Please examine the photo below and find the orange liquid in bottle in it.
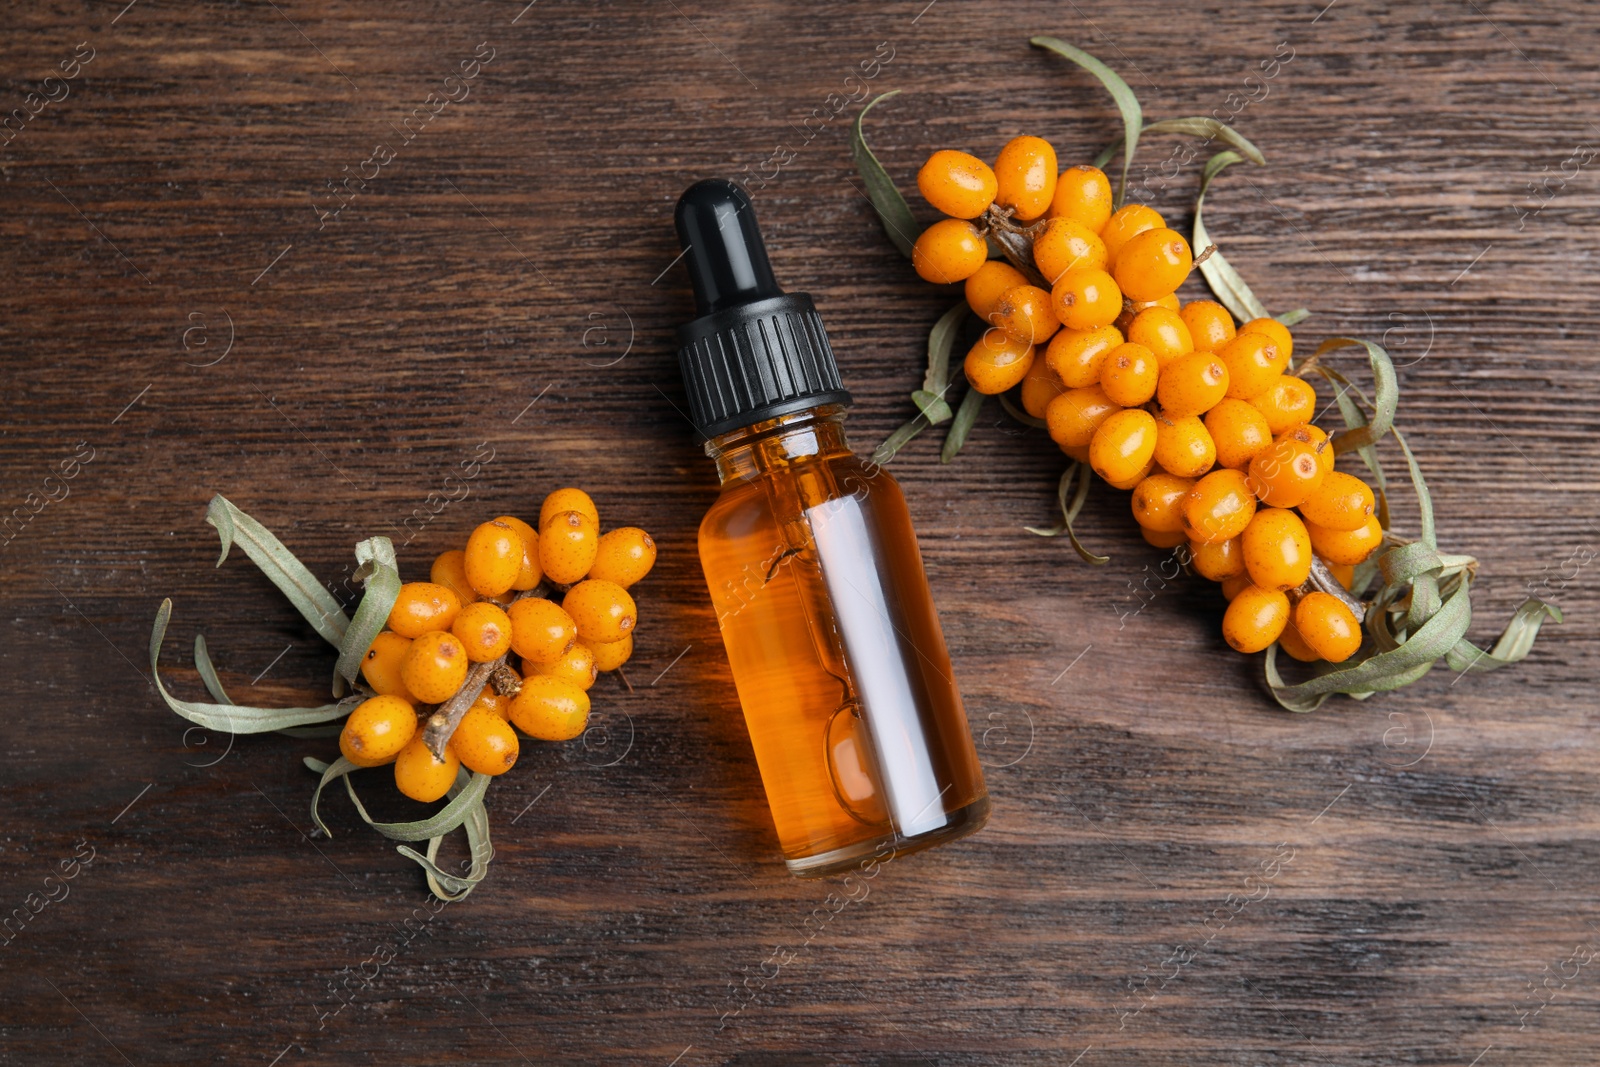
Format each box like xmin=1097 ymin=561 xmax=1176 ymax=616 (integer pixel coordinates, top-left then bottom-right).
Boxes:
xmin=699 ymin=408 xmax=988 ymax=875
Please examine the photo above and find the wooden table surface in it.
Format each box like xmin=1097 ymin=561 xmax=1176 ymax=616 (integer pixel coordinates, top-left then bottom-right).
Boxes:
xmin=3 ymin=1 xmax=1597 ymax=1063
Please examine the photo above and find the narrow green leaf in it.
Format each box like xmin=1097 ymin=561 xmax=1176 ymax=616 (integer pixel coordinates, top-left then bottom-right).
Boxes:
xmin=1093 ymin=115 xmax=1266 ymax=172
xmin=1268 ymin=579 xmax=1473 ymax=703
xmin=998 ymin=391 xmax=1047 ymax=429
xmin=1025 ymin=463 xmax=1109 ymax=565
xmin=1444 ymin=597 xmax=1562 ymax=674
xmin=342 ymin=764 xmax=491 ymax=843
xmin=1275 ymin=308 xmax=1310 ymax=327
xmin=206 ymin=494 xmax=348 ymax=648
xmin=1193 ymin=151 xmax=1271 ymax=322
xmin=850 ymin=90 xmax=918 ymax=259
xmin=1304 ymin=339 xmax=1399 ymax=461
xmin=872 ymin=413 xmax=933 ymax=466
xmin=334 ymin=537 xmax=400 ymax=689
xmin=911 ymin=390 xmax=954 ymax=424
xmin=195 ymin=631 xmax=341 ymax=737
xmin=941 ymin=386 xmax=985 ymax=463
xmin=304 ymin=756 xmax=492 ymax=843
xmin=398 ymin=784 xmax=493 ymax=901
xmin=151 ymin=599 xmax=359 ymax=732
xmin=1031 ymin=38 xmax=1142 ymax=207
xmin=306 ymin=755 xmax=359 ymax=837
xmin=919 ymin=300 xmax=969 ymax=412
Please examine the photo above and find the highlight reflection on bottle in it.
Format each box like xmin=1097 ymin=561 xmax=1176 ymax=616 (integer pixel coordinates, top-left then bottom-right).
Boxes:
xmin=675 ymin=180 xmax=988 ymax=876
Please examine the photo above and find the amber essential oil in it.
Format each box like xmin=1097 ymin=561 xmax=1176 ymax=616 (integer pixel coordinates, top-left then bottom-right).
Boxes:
xmin=674 ymin=180 xmax=989 ymax=876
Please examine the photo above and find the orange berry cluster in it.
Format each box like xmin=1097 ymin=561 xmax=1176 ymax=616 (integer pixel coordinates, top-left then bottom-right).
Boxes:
xmin=340 ymin=488 xmax=656 ymax=802
xmin=911 ymin=139 xmax=1382 ymax=664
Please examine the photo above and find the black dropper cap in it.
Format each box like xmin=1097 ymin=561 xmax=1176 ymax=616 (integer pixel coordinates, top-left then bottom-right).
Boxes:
xmin=674 ymin=179 xmax=851 ymax=439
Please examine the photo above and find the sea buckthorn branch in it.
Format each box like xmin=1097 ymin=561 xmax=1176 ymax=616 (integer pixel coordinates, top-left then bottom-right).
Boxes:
xmin=155 ymin=490 xmax=654 ymax=899
xmin=416 ymin=588 xmax=547 ymax=763
xmin=848 ymin=37 xmax=1560 ymax=706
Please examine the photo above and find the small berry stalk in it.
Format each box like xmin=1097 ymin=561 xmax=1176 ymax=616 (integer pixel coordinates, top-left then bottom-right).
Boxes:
xmin=152 ymin=490 xmax=655 ymax=900
xmin=850 ymin=38 xmax=1559 ymax=708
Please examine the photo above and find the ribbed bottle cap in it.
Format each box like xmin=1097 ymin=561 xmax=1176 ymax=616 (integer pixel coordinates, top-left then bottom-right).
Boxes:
xmin=674 ymin=180 xmax=851 ymax=438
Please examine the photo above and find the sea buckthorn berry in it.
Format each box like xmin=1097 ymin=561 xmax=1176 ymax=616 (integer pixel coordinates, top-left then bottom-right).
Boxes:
xmin=588 ymin=527 xmax=656 ymax=588
xmin=1248 ymin=437 xmax=1326 ymax=508
xmin=1240 ymin=508 xmax=1313 ymax=591
xmin=1099 ymin=204 xmax=1165 ymax=266
xmin=540 ymin=487 xmax=598 ymax=531
xmin=964 ymin=261 xmax=1029 ymax=323
xmin=1179 ymin=300 xmax=1236 ymax=353
xmin=912 ymin=219 xmax=987 ymax=284
xmin=1142 ymin=526 xmax=1187 ymax=549
xmin=1106 ymin=459 xmax=1154 ymax=492
xmin=362 ymin=631 xmax=417 ymax=702
xmin=340 ymin=695 xmax=417 ymax=768
xmin=1156 ymin=352 xmax=1229 ymax=417
xmin=1204 ymin=398 xmax=1275 ymax=471
xmin=393 ymin=736 xmax=459 ymax=803
xmin=387 ymin=582 xmax=462 ymax=639
xmin=493 ymin=514 xmax=543 ymax=591
xmin=1328 ymin=561 xmax=1356 ymax=589
xmin=916 ymin=149 xmax=998 ymax=219
xmin=965 ymin=331 xmax=1036 ymax=395
xmin=472 ymin=685 xmax=510 ymax=719
xmin=401 ymin=630 xmax=470 ymax=704
xmin=1183 ymin=468 xmax=1257 ymax=544
xmin=580 ymin=633 xmax=633 ymax=673
xmin=1032 ymin=218 xmax=1108 ymax=284
xmin=509 ymin=675 xmax=591 ymax=742
xmin=1020 ymin=362 xmax=1068 ymax=418
xmin=1248 ymin=375 xmax=1317 ymax=434
xmin=993 ymin=135 xmax=1057 ymax=220
xmin=1217 ymin=332 xmax=1288 ymax=400
xmin=563 ymin=578 xmax=637 ymax=644
xmin=1131 ymin=473 xmax=1195 ymax=533
xmin=1112 ymin=227 xmax=1193 ymax=302
xmin=1293 ymin=592 xmax=1362 ymax=663
xmin=1128 ymin=307 xmax=1194 ymax=368
xmin=451 ymin=706 xmax=520 ymax=776
xmin=429 ymin=550 xmax=475 ymax=607
xmin=1099 ymin=342 xmax=1159 ymax=406
xmin=1277 ymin=619 xmax=1323 ymax=662
xmin=1045 ymin=385 xmax=1119 ymax=450
xmin=1298 ymin=471 xmax=1375 ymax=531
xmin=507 ymin=597 xmax=577 ymax=665
xmin=1152 ymin=412 xmax=1216 ymax=478
xmin=1049 ymin=164 xmax=1114 ymax=231
xmin=1189 ymin=536 xmax=1245 ymax=581
xmin=1220 ymin=573 xmax=1252 ymax=601
xmin=1306 ymin=515 xmax=1384 ymax=566
xmin=451 ymin=600 xmax=514 ymax=663
xmin=1089 ymin=408 xmax=1158 ymax=488
xmin=1045 ymin=325 xmax=1123 ymax=388
xmin=1222 ymin=585 xmax=1291 ymax=653
xmin=1239 ymin=317 xmax=1294 ymax=363
xmin=1050 ymin=268 xmax=1122 ymax=331
xmin=1278 ymin=424 xmax=1335 ymax=476
xmin=539 ymin=510 xmax=599 ymax=585
xmin=534 ymin=642 xmax=597 ymax=692
xmin=464 ymin=520 xmax=524 ymax=597
xmin=992 ymin=285 xmax=1060 ymax=345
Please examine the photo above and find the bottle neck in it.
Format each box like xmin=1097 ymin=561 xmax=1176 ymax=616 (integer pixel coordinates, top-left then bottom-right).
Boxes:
xmin=704 ymin=404 xmax=852 ymax=484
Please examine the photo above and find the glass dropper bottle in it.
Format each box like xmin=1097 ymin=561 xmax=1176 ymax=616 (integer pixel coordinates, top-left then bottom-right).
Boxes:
xmin=674 ymin=179 xmax=989 ymax=877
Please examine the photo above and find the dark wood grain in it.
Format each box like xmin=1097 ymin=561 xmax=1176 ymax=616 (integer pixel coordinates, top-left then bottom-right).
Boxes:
xmin=3 ymin=1 xmax=1598 ymax=1063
